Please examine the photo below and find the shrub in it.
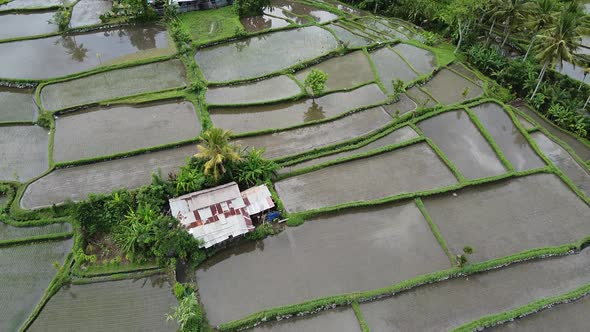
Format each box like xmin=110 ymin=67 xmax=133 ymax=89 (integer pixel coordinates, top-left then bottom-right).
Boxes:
xmin=304 ymin=69 xmax=329 ymax=99
xmin=50 ymin=7 xmax=71 ymax=31
xmin=36 ymin=112 xmax=52 ymax=129
xmin=245 ymin=223 xmax=276 ymax=241
xmin=234 ymin=148 xmax=279 ymax=188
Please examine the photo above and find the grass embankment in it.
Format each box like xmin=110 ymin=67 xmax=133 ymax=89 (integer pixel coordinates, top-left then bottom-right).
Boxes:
xmin=179 ymin=7 xmax=244 ymax=46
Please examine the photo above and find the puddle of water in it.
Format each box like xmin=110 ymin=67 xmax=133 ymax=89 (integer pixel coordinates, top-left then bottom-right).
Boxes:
xmin=0 ymin=87 xmax=37 ymax=122
xmin=195 ymin=26 xmax=338 ymax=82
xmin=210 ymin=84 xmax=387 ymax=133
xmin=196 ymin=201 xmax=450 ymax=325
xmin=40 ymin=60 xmax=187 ymax=111
xmin=0 ymin=222 xmax=71 ymax=241
xmin=240 ymin=15 xmax=291 ymax=32
xmin=448 ymin=63 xmax=483 ymax=86
xmin=360 ymin=246 xmax=590 ymax=331
xmin=515 ymin=104 xmax=590 ymax=161
xmin=234 ymin=106 xmax=392 ymax=159
xmin=0 ymin=25 xmax=172 ymax=79
xmin=69 ymin=0 xmax=113 ymax=28
xmin=252 ymin=307 xmax=359 ymax=331
xmin=280 ymin=126 xmax=419 ymax=174
xmin=0 ymin=0 xmax=67 ymax=10
xmin=21 ymin=144 xmax=195 ymax=209
xmin=294 ymin=51 xmax=375 ymax=91
xmin=53 ymin=101 xmax=201 ymax=162
xmin=382 ymin=93 xmax=417 ymax=116
xmin=327 ymin=24 xmax=374 ymax=48
xmin=206 ymin=76 xmax=300 ymax=105
xmin=418 ymin=110 xmax=506 ymax=179
xmin=490 ymin=294 xmax=590 ymax=331
xmin=275 ymin=142 xmax=457 ymax=212
xmin=423 ymin=173 xmax=590 ymax=263
xmin=392 ymin=43 xmax=436 ymax=73
xmin=29 ymin=276 xmax=177 ymax=332
xmin=268 ymin=0 xmax=339 ymax=23
xmin=370 ymin=47 xmax=418 ymax=93
xmin=471 ymin=102 xmax=546 ymax=171
xmin=531 ymin=132 xmax=590 ymax=197
xmin=406 ymin=86 xmax=437 ymax=108
xmin=0 ymin=239 xmax=73 ymax=332
xmin=0 ymin=11 xmax=58 ymax=40
xmin=0 ymin=125 xmax=48 ymax=182
xmin=422 ymin=69 xmax=484 ymax=105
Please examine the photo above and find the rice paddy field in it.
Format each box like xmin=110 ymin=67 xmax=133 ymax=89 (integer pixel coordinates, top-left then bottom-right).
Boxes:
xmin=1 ymin=0 xmax=589 ymax=331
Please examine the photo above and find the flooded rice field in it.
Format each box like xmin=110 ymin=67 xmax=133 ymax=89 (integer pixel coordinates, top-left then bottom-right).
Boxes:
xmin=383 ymin=93 xmax=417 ymax=116
xmin=359 ymin=248 xmax=590 ymax=331
xmin=21 ymin=144 xmax=195 ymax=209
xmin=327 ymin=24 xmax=374 ymax=47
xmin=422 ymin=174 xmax=590 ymax=262
xmin=267 ymin=0 xmax=338 ymax=23
xmin=0 ymin=222 xmax=71 ymax=241
xmin=206 ymin=76 xmax=301 ymax=105
xmin=420 ymin=68 xmax=484 ymax=104
xmin=40 ymin=59 xmax=187 ymax=110
xmin=448 ymin=63 xmax=484 ymax=86
xmin=471 ymin=102 xmax=546 ymax=171
xmin=235 ymin=106 xmax=393 ymax=159
xmin=0 ymin=87 xmax=37 ymax=122
xmin=29 ymin=276 xmax=178 ymax=331
xmin=240 ymin=15 xmax=291 ymax=32
xmin=0 ymin=25 xmax=172 ymax=79
xmin=195 ymin=26 xmax=338 ymax=82
xmin=280 ymin=126 xmax=419 ymax=174
xmin=69 ymin=0 xmax=113 ymax=28
xmin=0 ymin=239 xmax=73 ymax=332
xmin=53 ymin=101 xmax=200 ymax=162
xmin=275 ymin=142 xmax=457 ymax=212
xmin=210 ymin=84 xmax=387 ymax=133
xmin=0 ymin=125 xmax=48 ymax=182
xmin=369 ymin=47 xmax=418 ymax=93
xmin=0 ymin=11 xmax=58 ymax=40
xmin=490 ymin=293 xmax=590 ymax=331
xmin=418 ymin=110 xmax=506 ymax=179
xmin=531 ymin=132 xmax=590 ymax=197
xmin=251 ymin=307 xmax=360 ymax=332
xmin=359 ymin=17 xmax=408 ymax=40
xmin=197 ymin=201 xmax=450 ymax=325
xmin=391 ymin=43 xmax=436 ymax=73
xmin=516 ymin=114 xmax=536 ymax=130
xmin=406 ymin=86 xmax=437 ymax=107
xmin=0 ymin=0 xmax=65 ymax=10
xmin=294 ymin=51 xmax=375 ymax=91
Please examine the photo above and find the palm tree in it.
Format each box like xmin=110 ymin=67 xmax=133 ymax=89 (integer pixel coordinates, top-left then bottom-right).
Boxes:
xmin=531 ymin=9 xmax=583 ymax=99
xmin=523 ymin=0 xmax=560 ymax=60
xmin=194 ymin=128 xmax=242 ymax=183
xmin=494 ymin=0 xmax=533 ymax=48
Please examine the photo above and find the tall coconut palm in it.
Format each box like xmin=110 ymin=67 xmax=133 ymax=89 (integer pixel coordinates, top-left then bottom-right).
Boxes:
xmin=494 ymin=0 xmax=533 ymax=48
xmin=523 ymin=0 xmax=560 ymax=60
xmin=531 ymin=9 xmax=583 ymax=99
xmin=194 ymin=128 xmax=242 ymax=183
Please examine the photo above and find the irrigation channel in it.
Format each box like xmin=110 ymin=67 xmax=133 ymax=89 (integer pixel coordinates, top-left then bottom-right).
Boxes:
xmin=1 ymin=0 xmax=589 ymax=331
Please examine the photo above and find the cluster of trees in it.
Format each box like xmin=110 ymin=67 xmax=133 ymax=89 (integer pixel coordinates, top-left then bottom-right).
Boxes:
xmin=233 ymin=0 xmax=271 ymax=17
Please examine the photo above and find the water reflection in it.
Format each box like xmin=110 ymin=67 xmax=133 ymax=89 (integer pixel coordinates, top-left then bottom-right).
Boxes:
xmin=303 ymin=101 xmax=325 ymax=122
xmin=56 ymin=36 xmax=88 ymax=62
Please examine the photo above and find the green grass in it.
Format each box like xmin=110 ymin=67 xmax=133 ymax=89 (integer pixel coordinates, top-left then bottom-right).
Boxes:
xmin=179 ymin=7 xmax=244 ymax=46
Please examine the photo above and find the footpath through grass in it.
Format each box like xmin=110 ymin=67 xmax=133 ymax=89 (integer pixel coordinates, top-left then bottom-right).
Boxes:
xmin=179 ymin=7 xmax=244 ymax=46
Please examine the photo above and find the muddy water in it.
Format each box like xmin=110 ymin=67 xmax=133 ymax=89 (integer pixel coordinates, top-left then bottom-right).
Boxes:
xmin=327 ymin=24 xmax=374 ymax=48
xmin=0 ymin=25 xmax=171 ymax=79
xmin=295 ymin=51 xmax=375 ymax=91
xmin=280 ymin=126 xmax=419 ymax=174
xmin=268 ymin=0 xmax=339 ymax=23
xmin=0 ymin=125 xmax=48 ymax=182
xmin=0 ymin=87 xmax=37 ymax=122
xmin=516 ymin=114 xmax=535 ymax=130
xmin=210 ymin=84 xmax=387 ymax=133
xmin=69 ymin=0 xmax=113 ymax=28
xmin=0 ymin=222 xmax=71 ymax=241
xmin=382 ymin=93 xmax=417 ymax=116
xmin=0 ymin=12 xmax=58 ymax=40
xmin=275 ymin=142 xmax=457 ymax=212
xmin=515 ymin=105 xmax=590 ymax=161
xmin=392 ymin=43 xmax=436 ymax=73
xmin=53 ymin=101 xmax=200 ymax=162
xmin=240 ymin=15 xmax=291 ymax=32
xmin=422 ymin=69 xmax=483 ymax=104
xmin=0 ymin=0 xmax=66 ymax=10
xmin=206 ymin=76 xmax=301 ymax=105
xmin=360 ymin=248 xmax=590 ymax=331
xmin=531 ymin=132 xmax=590 ymax=196
xmin=29 ymin=276 xmax=177 ymax=332
xmin=40 ymin=60 xmax=187 ymax=110
xmin=235 ymin=106 xmax=392 ymax=159
xmin=448 ymin=63 xmax=484 ymax=86
xmin=418 ymin=110 xmax=506 ymax=179
xmin=0 ymin=239 xmax=73 ymax=332
xmin=195 ymin=27 xmax=338 ymax=82
xmin=370 ymin=47 xmax=418 ymax=93
xmin=252 ymin=308 xmax=359 ymax=331
xmin=21 ymin=145 xmax=195 ymax=209
xmin=471 ymin=102 xmax=545 ymax=171
xmin=491 ymin=294 xmax=590 ymax=331
xmin=423 ymin=174 xmax=590 ymax=263
xmin=406 ymin=86 xmax=437 ymax=108
xmin=197 ymin=201 xmax=451 ymax=326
